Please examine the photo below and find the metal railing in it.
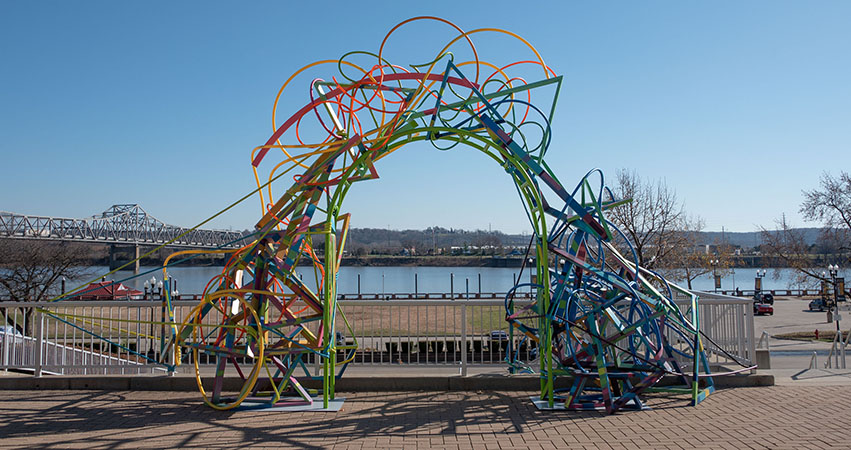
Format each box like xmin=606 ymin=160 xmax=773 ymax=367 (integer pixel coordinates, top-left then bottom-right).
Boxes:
xmin=671 ymin=291 xmax=756 ymax=369
xmin=824 ymin=328 xmax=849 ymax=369
xmin=332 ymin=298 xmax=534 ymax=368
xmin=719 ymin=288 xmax=851 ymax=298
xmin=0 ymin=291 xmax=754 ymax=376
xmin=1 ymin=302 xmax=168 ymax=375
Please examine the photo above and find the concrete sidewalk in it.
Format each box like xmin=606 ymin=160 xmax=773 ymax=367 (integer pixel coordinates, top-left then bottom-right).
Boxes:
xmin=768 ymin=368 xmax=851 ymax=386
xmin=0 ymin=386 xmax=848 ymax=449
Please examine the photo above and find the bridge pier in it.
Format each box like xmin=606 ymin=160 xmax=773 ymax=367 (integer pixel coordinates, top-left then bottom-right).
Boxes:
xmin=109 ymin=244 xmax=140 ymax=273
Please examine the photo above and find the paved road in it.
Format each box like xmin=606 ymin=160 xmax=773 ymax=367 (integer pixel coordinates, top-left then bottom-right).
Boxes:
xmin=757 ymin=297 xmax=850 ymax=370
xmin=1 ymin=386 xmax=848 ymax=449
xmin=756 ymin=296 xmax=845 ymax=338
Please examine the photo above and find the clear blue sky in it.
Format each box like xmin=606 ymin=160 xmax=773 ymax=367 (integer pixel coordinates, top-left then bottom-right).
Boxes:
xmin=1 ymin=1 xmax=848 ymax=234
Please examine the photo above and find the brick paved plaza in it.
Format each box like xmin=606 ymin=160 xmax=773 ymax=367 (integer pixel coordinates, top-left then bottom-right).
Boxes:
xmin=0 ymin=386 xmax=848 ymax=449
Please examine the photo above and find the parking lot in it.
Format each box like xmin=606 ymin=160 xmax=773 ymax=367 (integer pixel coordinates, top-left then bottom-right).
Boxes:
xmin=754 ymin=296 xmax=849 ymax=370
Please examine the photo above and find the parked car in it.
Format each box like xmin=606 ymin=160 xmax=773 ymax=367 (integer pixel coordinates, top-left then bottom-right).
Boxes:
xmin=753 ymin=302 xmax=774 ymax=316
xmin=753 ymin=292 xmax=774 ymax=305
xmin=488 ymin=330 xmax=509 ymax=352
xmin=809 ymin=298 xmax=828 ymax=312
xmin=0 ymin=326 xmax=23 ymax=336
xmin=0 ymin=326 xmax=24 ymax=343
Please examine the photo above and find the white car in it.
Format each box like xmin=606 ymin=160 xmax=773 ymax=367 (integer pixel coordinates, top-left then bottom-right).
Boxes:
xmin=0 ymin=326 xmax=23 ymax=336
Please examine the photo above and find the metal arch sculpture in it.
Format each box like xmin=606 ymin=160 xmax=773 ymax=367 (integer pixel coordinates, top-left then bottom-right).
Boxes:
xmin=158 ymin=17 xmax=752 ymax=412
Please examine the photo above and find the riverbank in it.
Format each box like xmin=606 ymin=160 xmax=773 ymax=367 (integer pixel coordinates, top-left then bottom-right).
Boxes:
xmin=114 ymin=252 xmax=832 ymax=269
xmin=90 ymin=254 xmax=531 ymax=268
xmin=338 ymin=255 xmax=527 ymax=267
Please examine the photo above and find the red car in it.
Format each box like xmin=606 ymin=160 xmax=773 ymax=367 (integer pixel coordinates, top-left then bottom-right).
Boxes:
xmin=754 ymin=303 xmax=774 ymax=316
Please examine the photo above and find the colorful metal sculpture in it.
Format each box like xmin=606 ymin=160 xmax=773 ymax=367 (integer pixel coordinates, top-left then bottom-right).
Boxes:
xmin=164 ymin=16 xmax=754 ymax=411
xmin=45 ymin=16 xmax=754 ymax=412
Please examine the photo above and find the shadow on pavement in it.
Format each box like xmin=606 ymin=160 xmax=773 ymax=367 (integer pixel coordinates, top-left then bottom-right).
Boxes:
xmin=0 ymin=390 xmax=702 ymax=448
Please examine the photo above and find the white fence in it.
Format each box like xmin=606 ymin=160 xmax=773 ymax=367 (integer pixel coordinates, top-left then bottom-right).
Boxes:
xmin=0 ymin=291 xmax=754 ymax=376
xmin=673 ymin=291 xmax=756 ymax=369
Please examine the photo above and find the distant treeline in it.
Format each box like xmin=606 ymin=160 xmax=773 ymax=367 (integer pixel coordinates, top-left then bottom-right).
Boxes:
xmin=341 ymin=227 xmax=831 ymax=256
xmin=0 ymin=226 xmax=834 ymax=266
xmin=699 ymin=228 xmax=823 ymax=248
xmin=342 ymin=226 xmax=532 ymax=256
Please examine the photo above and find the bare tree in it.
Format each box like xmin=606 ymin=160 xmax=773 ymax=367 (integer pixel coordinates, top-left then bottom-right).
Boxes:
xmin=656 ymin=216 xmax=712 ymax=289
xmin=760 ymin=171 xmax=851 ymax=288
xmin=800 ymin=171 xmax=851 ymax=258
xmin=760 ymin=215 xmax=825 ymax=288
xmin=0 ymin=239 xmax=89 ymax=334
xmin=608 ymin=169 xmax=689 ymax=271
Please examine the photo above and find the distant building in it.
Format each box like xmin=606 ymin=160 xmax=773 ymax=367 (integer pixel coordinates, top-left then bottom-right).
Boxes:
xmin=69 ymin=280 xmax=143 ymax=300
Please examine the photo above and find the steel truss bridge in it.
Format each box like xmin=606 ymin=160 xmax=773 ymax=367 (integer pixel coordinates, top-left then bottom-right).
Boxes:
xmin=0 ymin=204 xmax=250 ymax=249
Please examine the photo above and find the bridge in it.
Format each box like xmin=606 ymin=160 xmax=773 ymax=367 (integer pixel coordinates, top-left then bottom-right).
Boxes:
xmin=0 ymin=204 xmax=252 ymax=270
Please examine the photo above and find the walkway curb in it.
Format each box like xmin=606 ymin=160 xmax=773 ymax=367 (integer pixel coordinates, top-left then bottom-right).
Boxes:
xmin=0 ymin=373 xmax=773 ymax=391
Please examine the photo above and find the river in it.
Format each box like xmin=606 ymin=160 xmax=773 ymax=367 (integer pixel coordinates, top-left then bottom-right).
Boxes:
xmin=74 ymin=265 xmax=846 ymax=296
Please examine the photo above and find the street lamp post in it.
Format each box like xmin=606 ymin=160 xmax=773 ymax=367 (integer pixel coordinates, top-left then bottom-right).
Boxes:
xmin=732 ymin=267 xmax=736 ymax=295
xmin=143 ymin=278 xmax=155 ymax=359
xmin=822 ymin=269 xmax=830 ymax=322
xmin=828 ymin=264 xmax=840 ymax=341
xmin=755 ymin=269 xmax=767 ymax=297
xmin=827 ymin=264 xmax=845 ymax=369
xmin=828 ymin=264 xmax=839 ymax=296
xmin=529 ymin=257 xmax=535 ymax=297
xmin=710 ymin=259 xmax=720 ymax=293
xmin=823 ymin=265 xmax=839 ymax=323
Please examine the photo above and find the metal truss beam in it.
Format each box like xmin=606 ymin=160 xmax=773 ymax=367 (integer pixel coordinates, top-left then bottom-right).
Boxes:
xmin=0 ymin=204 xmax=249 ymax=249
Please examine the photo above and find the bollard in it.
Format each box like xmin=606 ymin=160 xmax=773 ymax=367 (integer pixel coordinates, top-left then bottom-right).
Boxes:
xmin=462 ymin=278 xmax=468 ymax=376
